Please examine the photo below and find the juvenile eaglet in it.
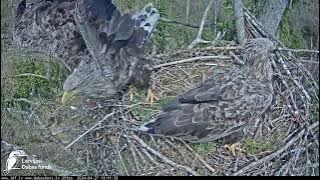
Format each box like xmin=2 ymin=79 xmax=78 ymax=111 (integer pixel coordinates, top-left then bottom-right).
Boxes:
xmin=13 ymin=0 xmax=160 ymax=105
xmin=140 ymin=38 xmax=275 ymax=145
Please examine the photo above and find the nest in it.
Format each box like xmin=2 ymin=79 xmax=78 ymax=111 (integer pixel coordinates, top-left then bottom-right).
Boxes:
xmin=1 ymin=3 xmax=319 ymax=177
xmin=2 ymin=41 xmax=318 ymax=176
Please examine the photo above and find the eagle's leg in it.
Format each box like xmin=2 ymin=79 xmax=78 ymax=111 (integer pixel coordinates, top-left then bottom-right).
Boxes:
xmin=224 ymin=143 xmax=242 ymax=156
xmin=145 ymin=79 xmax=158 ymax=105
xmin=146 ymin=88 xmax=158 ymax=105
xmin=128 ymin=85 xmax=137 ymax=101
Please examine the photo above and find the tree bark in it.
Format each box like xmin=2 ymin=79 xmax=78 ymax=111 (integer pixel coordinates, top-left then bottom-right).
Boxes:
xmin=185 ymin=0 xmax=190 ymax=23
xmin=232 ymin=0 xmax=246 ymax=44
xmin=257 ymin=0 xmax=289 ymax=35
xmin=211 ymin=0 xmax=222 ymax=36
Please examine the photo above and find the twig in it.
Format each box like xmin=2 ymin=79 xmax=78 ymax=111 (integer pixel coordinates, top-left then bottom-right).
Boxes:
xmin=147 ymin=46 xmax=242 ymax=60
xmin=179 ymin=140 xmax=216 ymax=174
xmin=138 ymin=143 xmax=158 ymax=165
xmin=271 ymin=58 xmax=300 ymax=117
xmin=298 ymin=59 xmax=319 ymax=64
xmin=1 ymin=73 xmax=49 ymax=80
xmin=128 ymin=138 xmax=140 ymax=171
xmin=277 ymin=48 xmax=319 ymax=54
xmin=117 ymin=148 xmax=129 ymax=175
xmin=188 ymin=0 xmax=214 ymax=49
xmin=131 ymin=141 xmax=148 ymax=165
xmin=233 ymin=121 xmax=319 ymax=175
xmin=212 ymin=31 xmax=227 ymax=46
xmin=65 ymin=110 xmax=116 ymax=149
xmin=159 ymin=17 xmax=209 ymax=29
xmin=5 ymin=98 xmax=36 ymax=105
xmin=242 ymin=6 xmax=286 ymax=48
xmin=275 ymin=52 xmax=311 ymax=101
xmin=131 ymin=134 xmax=199 ymax=176
xmin=152 ymin=55 xmax=231 ymax=70
xmin=229 ymin=51 xmax=244 ymax=65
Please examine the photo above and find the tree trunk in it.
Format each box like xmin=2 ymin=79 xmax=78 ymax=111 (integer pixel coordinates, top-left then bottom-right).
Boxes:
xmin=257 ymin=0 xmax=289 ymax=35
xmin=211 ymin=0 xmax=222 ymax=36
xmin=185 ymin=0 xmax=190 ymax=23
xmin=232 ymin=0 xmax=245 ymax=44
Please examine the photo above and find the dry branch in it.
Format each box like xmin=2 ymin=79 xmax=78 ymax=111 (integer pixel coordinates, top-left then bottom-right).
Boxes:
xmin=1 ymin=73 xmax=49 ymax=80
xmin=65 ymin=110 xmax=116 ymax=149
xmin=188 ymin=0 xmax=214 ymax=49
xmin=153 ymin=55 xmax=231 ymax=70
xmin=131 ymin=134 xmax=199 ymax=176
xmin=277 ymin=48 xmax=319 ymax=54
xmin=159 ymin=17 xmax=210 ymax=29
xmin=233 ymin=121 xmax=319 ymax=175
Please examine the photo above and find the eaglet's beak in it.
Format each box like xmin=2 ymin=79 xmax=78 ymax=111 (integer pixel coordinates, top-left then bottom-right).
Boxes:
xmin=61 ymin=90 xmax=78 ymax=106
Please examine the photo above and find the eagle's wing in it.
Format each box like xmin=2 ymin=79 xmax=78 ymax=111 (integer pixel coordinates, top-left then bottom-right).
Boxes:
xmin=14 ymin=0 xmax=159 ymax=71
xmin=15 ymin=0 xmax=26 ymax=21
xmin=75 ymin=0 xmax=159 ymax=75
xmin=140 ymin=73 xmax=273 ymax=142
xmin=14 ymin=0 xmax=88 ymax=70
xmin=14 ymin=0 xmax=159 ymax=101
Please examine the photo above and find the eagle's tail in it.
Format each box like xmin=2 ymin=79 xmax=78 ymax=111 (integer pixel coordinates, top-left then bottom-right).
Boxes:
xmin=138 ymin=118 xmax=159 ymax=134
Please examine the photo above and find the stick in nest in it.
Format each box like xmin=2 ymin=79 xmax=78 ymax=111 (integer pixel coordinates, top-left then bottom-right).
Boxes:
xmin=130 ymin=134 xmax=200 ymax=176
xmin=65 ymin=110 xmax=116 ymax=150
xmin=152 ymin=55 xmax=231 ymax=70
xmin=232 ymin=121 xmax=319 ymax=175
xmin=178 ymin=139 xmax=216 ymax=174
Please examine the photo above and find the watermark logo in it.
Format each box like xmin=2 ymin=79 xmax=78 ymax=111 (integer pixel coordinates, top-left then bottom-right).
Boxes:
xmin=5 ymin=150 xmax=27 ymax=173
xmin=5 ymin=150 xmax=52 ymax=174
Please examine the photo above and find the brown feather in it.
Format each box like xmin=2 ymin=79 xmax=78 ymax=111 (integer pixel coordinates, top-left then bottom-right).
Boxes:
xmin=14 ymin=0 xmax=159 ymax=100
xmin=141 ymin=38 xmax=275 ymax=144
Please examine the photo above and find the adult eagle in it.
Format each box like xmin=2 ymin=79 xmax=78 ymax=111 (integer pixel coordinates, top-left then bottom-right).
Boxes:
xmin=140 ymin=38 xmax=275 ymax=154
xmin=14 ymin=0 xmax=160 ymax=105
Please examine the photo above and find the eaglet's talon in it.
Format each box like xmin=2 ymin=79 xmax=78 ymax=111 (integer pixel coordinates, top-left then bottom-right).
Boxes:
xmin=224 ymin=143 xmax=241 ymax=156
xmin=128 ymin=86 xmax=137 ymax=102
xmin=146 ymin=89 xmax=159 ymax=105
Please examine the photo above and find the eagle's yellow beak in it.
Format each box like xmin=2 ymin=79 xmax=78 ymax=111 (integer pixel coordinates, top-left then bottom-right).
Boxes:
xmin=61 ymin=90 xmax=77 ymax=106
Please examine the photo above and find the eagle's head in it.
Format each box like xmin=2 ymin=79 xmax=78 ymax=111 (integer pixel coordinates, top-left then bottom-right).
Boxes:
xmin=244 ymin=38 xmax=275 ymax=62
xmin=243 ymin=38 xmax=276 ymax=81
xmin=62 ymin=60 xmax=118 ymax=106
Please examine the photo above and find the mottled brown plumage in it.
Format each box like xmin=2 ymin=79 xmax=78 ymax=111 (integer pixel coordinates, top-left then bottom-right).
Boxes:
xmin=13 ymin=0 xmax=159 ymax=103
xmin=140 ymin=38 xmax=275 ymax=144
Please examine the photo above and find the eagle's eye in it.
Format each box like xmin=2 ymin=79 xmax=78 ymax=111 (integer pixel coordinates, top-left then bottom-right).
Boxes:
xmin=145 ymin=6 xmax=152 ymax=13
xmin=151 ymin=10 xmax=157 ymax=15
